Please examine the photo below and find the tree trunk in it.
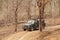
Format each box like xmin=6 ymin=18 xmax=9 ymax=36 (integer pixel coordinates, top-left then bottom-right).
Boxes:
xmin=37 ymin=0 xmax=45 ymax=31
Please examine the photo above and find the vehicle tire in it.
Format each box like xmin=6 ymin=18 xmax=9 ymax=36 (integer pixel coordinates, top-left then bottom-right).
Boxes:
xmin=24 ymin=29 xmax=26 ymax=31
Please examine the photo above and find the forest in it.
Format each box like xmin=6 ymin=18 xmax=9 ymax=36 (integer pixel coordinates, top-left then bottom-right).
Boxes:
xmin=0 ymin=0 xmax=60 ymax=40
xmin=0 ymin=0 xmax=60 ymax=26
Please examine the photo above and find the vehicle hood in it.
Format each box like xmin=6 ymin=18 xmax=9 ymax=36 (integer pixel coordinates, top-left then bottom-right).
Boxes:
xmin=24 ymin=23 xmax=31 ymax=26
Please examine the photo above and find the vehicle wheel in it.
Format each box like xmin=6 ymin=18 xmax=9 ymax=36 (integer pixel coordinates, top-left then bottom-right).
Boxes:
xmin=24 ymin=29 xmax=26 ymax=31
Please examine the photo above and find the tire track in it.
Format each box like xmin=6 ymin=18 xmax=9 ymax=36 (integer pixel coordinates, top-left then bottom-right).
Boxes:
xmin=18 ymin=32 xmax=31 ymax=40
xmin=18 ymin=31 xmax=40 ymax=40
xmin=3 ymin=31 xmax=28 ymax=40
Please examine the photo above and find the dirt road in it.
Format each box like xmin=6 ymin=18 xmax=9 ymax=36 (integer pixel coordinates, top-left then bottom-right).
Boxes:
xmin=3 ymin=25 xmax=60 ymax=40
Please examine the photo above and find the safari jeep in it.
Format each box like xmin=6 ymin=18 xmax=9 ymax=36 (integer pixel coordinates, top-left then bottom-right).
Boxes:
xmin=23 ymin=20 xmax=39 ymax=31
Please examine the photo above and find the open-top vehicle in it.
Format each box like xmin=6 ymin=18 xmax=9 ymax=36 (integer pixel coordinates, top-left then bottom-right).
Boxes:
xmin=23 ymin=19 xmax=39 ymax=31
